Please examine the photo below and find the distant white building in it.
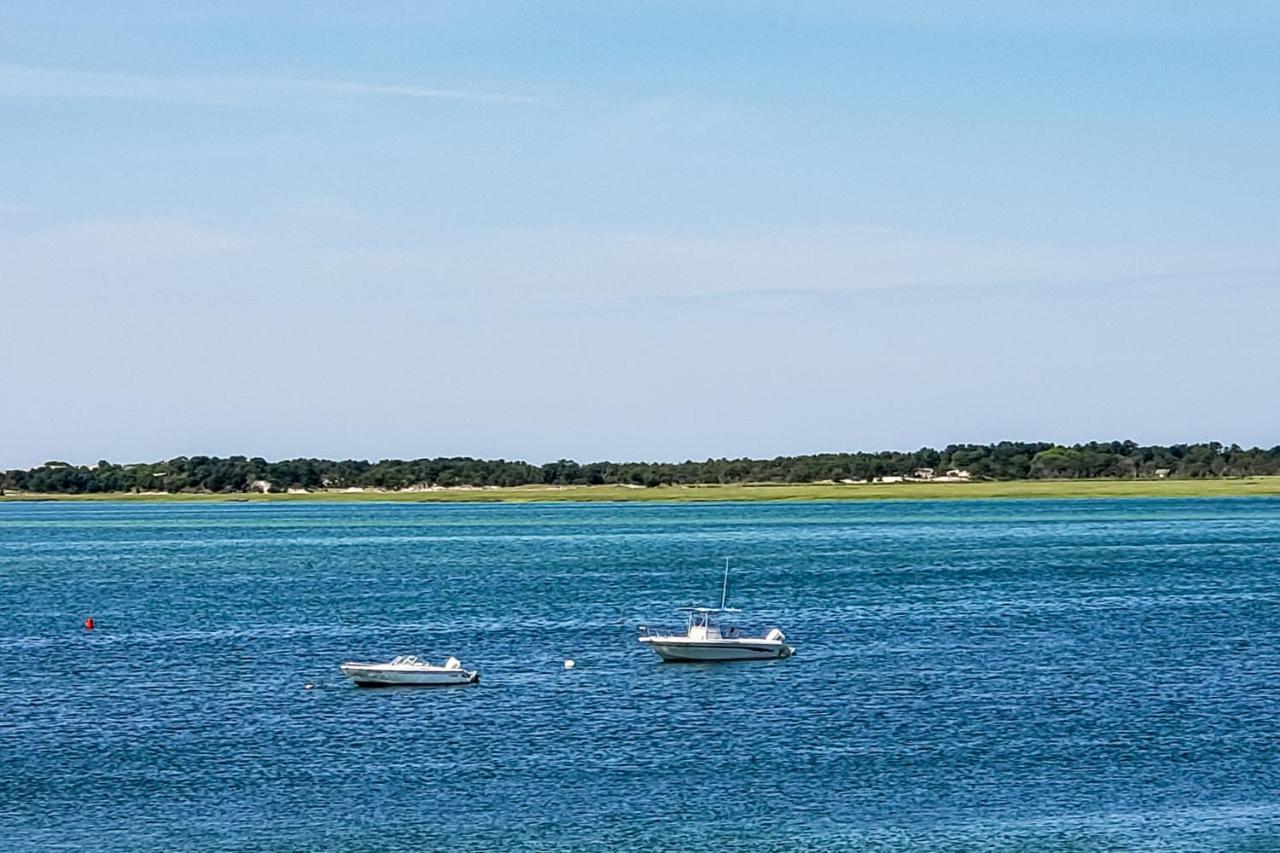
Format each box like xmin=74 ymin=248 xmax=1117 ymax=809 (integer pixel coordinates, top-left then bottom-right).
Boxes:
xmin=250 ymin=480 xmax=272 ymax=493
xmin=945 ymin=469 xmax=973 ymax=480
xmin=1155 ymin=468 xmax=1172 ymax=479
xmin=912 ymin=468 xmax=935 ymax=480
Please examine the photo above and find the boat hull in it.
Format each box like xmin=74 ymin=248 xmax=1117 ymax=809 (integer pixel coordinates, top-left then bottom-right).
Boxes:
xmin=340 ymin=664 xmax=479 ymax=687
xmin=639 ymin=637 xmax=794 ymax=662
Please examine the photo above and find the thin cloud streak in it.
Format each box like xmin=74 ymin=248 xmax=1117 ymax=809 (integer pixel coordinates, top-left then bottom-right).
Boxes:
xmin=611 ymin=268 xmax=1280 ymax=315
xmin=0 ymin=64 xmax=539 ymax=107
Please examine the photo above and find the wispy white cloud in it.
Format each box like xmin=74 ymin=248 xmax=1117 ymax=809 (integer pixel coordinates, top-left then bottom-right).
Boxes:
xmin=0 ymin=64 xmax=539 ymax=107
xmin=7 ymin=216 xmax=1276 ymax=321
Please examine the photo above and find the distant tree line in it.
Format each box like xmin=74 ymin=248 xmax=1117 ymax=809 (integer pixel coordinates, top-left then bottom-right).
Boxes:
xmin=3 ymin=442 xmax=1279 ymax=494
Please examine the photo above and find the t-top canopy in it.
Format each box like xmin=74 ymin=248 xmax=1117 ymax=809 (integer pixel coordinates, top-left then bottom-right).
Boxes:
xmin=678 ymin=606 xmax=742 ymax=614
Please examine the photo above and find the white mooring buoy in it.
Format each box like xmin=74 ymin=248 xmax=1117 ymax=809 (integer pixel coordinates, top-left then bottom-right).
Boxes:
xmin=563 ymin=659 xmax=575 ymax=670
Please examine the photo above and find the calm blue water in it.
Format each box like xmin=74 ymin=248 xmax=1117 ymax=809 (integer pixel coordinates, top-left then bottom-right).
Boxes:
xmin=2 ymin=497 xmax=1280 ymax=851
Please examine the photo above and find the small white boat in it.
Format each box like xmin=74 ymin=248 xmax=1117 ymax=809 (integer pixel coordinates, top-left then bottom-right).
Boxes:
xmin=339 ymin=655 xmax=479 ymax=687
xmin=638 ymin=559 xmax=794 ymax=663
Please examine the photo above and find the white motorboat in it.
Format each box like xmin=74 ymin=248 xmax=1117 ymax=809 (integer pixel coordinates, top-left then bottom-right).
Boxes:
xmin=339 ymin=655 xmax=479 ymax=687
xmin=638 ymin=559 xmax=794 ymax=662
xmin=639 ymin=608 xmax=793 ymax=662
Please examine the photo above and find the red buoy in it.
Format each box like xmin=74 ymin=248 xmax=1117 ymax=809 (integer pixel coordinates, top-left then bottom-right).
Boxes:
xmin=84 ymin=617 xmax=95 ymax=630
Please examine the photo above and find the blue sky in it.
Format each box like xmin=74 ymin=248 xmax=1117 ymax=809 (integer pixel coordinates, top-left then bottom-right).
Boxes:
xmin=2 ymin=2 xmax=1278 ymax=467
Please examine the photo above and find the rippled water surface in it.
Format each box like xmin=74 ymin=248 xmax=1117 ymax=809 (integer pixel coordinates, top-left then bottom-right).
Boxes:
xmin=3 ymin=498 xmax=1280 ymax=850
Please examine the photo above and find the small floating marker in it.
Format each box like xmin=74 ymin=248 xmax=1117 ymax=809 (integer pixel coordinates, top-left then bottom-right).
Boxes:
xmin=84 ymin=617 xmax=95 ymax=630
xmin=304 ymin=683 xmax=315 ymax=690
xmin=563 ymin=659 xmax=575 ymax=669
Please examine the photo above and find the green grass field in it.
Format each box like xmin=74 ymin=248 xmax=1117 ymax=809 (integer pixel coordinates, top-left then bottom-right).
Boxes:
xmin=4 ymin=477 xmax=1280 ymax=503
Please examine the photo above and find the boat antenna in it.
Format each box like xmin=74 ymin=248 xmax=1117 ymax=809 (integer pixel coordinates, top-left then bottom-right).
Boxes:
xmin=721 ymin=556 xmax=730 ymax=610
